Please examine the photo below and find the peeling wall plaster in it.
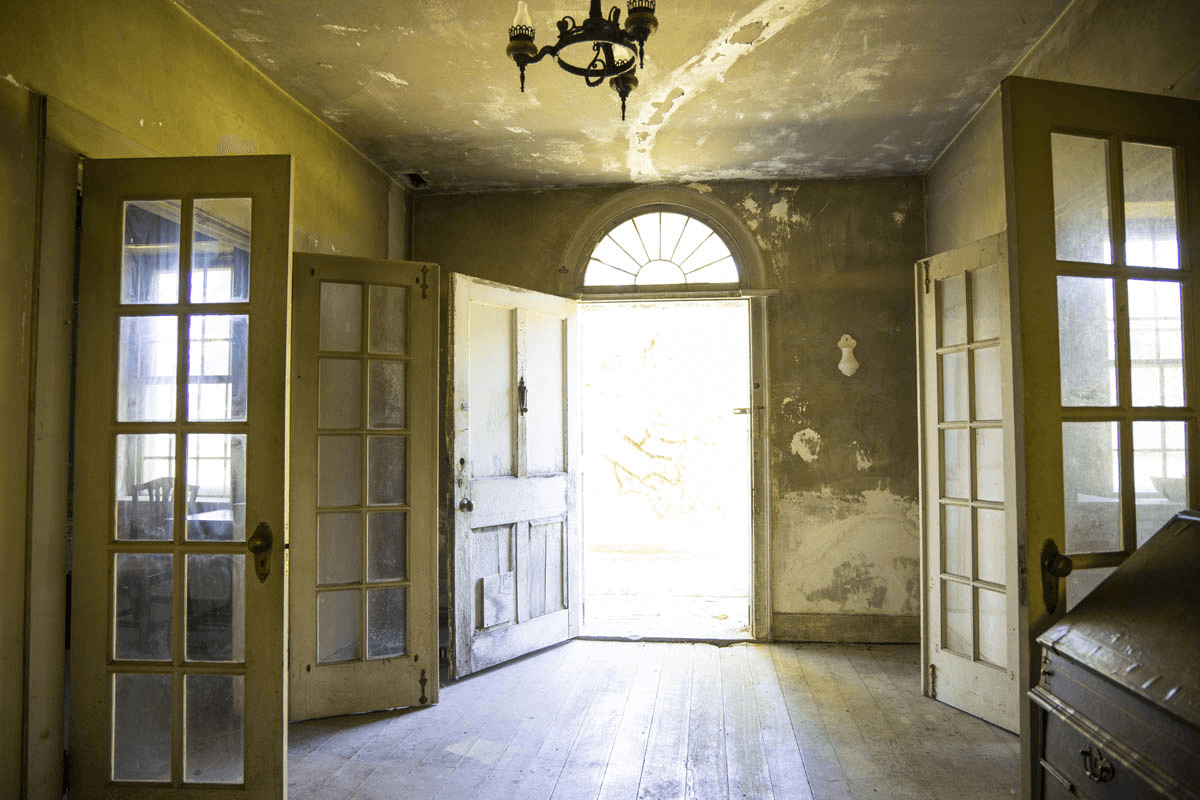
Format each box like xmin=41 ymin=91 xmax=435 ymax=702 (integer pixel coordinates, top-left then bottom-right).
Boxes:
xmin=773 ymin=488 xmax=920 ymax=615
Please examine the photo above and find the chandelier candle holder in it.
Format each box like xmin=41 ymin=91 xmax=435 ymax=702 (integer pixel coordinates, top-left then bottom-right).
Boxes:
xmin=507 ymin=0 xmax=659 ymax=120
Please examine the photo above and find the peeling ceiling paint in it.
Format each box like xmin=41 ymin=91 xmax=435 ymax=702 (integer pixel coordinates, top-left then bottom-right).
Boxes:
xmin=174 ymin=0 xmax=1072 ymax=192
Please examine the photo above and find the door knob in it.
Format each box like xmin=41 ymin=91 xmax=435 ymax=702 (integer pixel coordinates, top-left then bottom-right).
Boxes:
xmin=1040 ymin=539 xmax=1073 ymax=614
xmin=459 ymin=498 xmax=474 ymax=512
xmin=247 ymin=522 xmax=273 ymax=583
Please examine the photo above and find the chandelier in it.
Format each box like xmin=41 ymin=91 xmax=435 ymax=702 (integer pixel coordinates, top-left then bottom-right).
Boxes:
xmin=506 ymin=0 xmax=659 ymax=121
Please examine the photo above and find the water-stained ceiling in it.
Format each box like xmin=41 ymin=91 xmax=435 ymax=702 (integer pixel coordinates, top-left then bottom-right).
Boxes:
xmin=174 ymin=0 xmax=1072 ymax=192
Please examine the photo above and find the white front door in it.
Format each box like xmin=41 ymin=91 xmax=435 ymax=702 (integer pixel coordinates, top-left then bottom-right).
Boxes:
xmin=449 ymin=274 xmax=580 ymax=678
xmin=70 ymin=156 xmax=292 ymax=798
xmin=287 ymin=253 xmax=440 ymax=719
xmin=917 ymin=233 xmax=1020 ymax=732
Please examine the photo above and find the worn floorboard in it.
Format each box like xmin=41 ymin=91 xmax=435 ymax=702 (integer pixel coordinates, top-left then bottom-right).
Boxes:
xmin=288 ymin=641 xmax=1019 ymax=800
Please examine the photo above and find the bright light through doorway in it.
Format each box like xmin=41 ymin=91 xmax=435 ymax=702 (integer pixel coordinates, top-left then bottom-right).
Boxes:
xmin=580 ymin=300 xmax=752 ymax=639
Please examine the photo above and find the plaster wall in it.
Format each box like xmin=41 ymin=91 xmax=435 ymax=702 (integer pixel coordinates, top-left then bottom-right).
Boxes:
xmin=414 ymin=176 xmax=926 ymax=642
xmin=925 ymin=0 xmax=1200 ymax=254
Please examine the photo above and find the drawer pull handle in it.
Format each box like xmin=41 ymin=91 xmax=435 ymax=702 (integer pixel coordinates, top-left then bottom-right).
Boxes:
xmin=1080 ymin=746 xmax=1115 ymax=783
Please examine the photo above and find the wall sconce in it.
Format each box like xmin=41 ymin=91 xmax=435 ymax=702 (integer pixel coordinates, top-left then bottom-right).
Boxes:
xmin=837 ymin=334 xmax=859 ymax=377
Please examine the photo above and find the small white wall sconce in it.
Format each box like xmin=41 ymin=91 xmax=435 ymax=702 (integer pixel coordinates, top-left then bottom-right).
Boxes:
xmin=837 ymin=334 xmax=859 ymax=377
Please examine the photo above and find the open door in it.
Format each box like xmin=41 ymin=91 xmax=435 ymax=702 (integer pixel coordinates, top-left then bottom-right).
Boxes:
xmin=288 ymin=253 xmax=440 ymax=719
xmin=917 ymin=233 xmax=1020 ymax=733
xmin=1003 ymin=77 xmax=1200 ymax=798
xmin=449 ymin=274 xmax=580 ymax=678
xmin=71 ymin=156 xmax=291 ymax=797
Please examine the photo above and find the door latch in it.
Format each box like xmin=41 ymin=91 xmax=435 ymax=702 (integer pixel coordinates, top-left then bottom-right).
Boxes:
xmin=1040 ymin=539 xmax=1073 ymax=614
xmin=247 ymin=522 xmax=273 ymax=583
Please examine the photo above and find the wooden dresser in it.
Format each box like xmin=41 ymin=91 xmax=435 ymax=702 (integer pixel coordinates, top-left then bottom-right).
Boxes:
xmin=1030 ymin=511 xmax=1200 ymax=800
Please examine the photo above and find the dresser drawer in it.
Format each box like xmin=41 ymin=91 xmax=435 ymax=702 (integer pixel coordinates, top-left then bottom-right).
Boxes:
xmin=1044 ymin=712 xmax=1167 ymax=800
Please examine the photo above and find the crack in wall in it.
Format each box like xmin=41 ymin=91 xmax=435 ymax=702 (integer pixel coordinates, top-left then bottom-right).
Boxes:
xmin=627 ymin=0 xmax=835 ymax=181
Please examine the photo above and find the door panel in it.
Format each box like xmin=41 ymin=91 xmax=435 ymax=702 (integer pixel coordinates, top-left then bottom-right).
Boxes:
xmin=1002 ymin=75 xmax=1200 ymax=799
xmin=450 ymin=274 xmax=579 ymax=678
xmin=918 ymin=233 xmax=1019 ymax=733
xmin=71 ymin=156 xmax=291 ymax=798
xmin=289 ymin=253 xmax=439 ymax=720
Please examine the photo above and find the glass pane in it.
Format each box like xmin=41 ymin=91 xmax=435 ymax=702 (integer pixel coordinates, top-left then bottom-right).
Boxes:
xmin=1123 ymin=142 xmax=1179 ymax=269
xmin=584 ymin=260 xmax=636 ymax=286
xmin=318 ymin=512 xmax=361 ymax=585
xmin=318 ymin=589 xmax=361 ymax=663
xmin=1134 ymin=420 xmax=1188 ymax=546
xmin=977 ymin=588 xmax=1007 ymax=667
xmin=941 ymin=352 xmax=968 ymax=423
xmin=943 ymin=429 xmax=970 ymax=500
xmin=118 ymin=315 xmax=177 ymax=422
xmin=318 ymin=435 xmax=362 ymax=508
xmin=368 ymin=361 xmax=407 ymax=429
xmin=368 ymin=284 xmax=408 ymax=355
xmin=634 ymin=213 xmax=662 ymax=261
xmin=1058 ymin=276 xmax=1117 ymax=406
xmin=1128 ymin=280 xmax=1184 ymax=407
xmin=192 ymin=198 xmax=251 ymax=303
xmin=186 ymin=434 xmax=246 ymax=542
xmin=976 ymin=428 xmax=1004 ymax=503
xmin=970 ymin=264 xmax=1004 ymax=341
xmin=943 ymin=580 xmax=971 ymax=656
xmin=636 ymin=260 xmax=686 ymax=285
xmin=368 ymin=436 xmax=407 ymax=506
xmin=114 ymin=553 xmax=173 ymax=661
xmin=122 ymin=200 xmax=181 ymax=305
xmin=184 ymin=674 xmax=244 ymax=784
xmin=112 ymin=673 xmax=172 ymax=782
xmin=367 ymin=586 xmax=407 ymax=658
xmin=186 ymin=554 xmax=245 ymax=663
xmin=976 ymin=508 xmax=1006 ymax=585
xmin=973 ymin=346 xmax=1003 ymax=421
xmin=942 ymin=504 xmax=970 ymax=578
xmin=320 ymin=358 xmax=362 ymax=430
xmin=1066 ymin=566 xmax=1116 ymax=611
xmin=609 ymin=218 xmax=649 ymax=266
xmin=367 ymin=511 xmax=407 ymax=582
xmin=1051 ymin=133 xmax=1112 ymax=264
xmin=1062 ymin=421 xmax=1121 ymax=553
xmin=590 ymin=235 xmax=641 ymax=276
xmin=320 ymin=282 xmax=363 ymax=353
xmin=188 ymin=315 xmax=248 ymax=421
xmin=116 ymin=433 xmax=176 ymax=541
xmin=939 ymin=273 xmax=967 ymax=347
xmin=685 ymin=257 xmax=739 ymax=284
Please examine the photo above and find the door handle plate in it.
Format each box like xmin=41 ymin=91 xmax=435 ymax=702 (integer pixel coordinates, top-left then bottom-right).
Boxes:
xmin=248 ymin=522 xmax=273 ymax=583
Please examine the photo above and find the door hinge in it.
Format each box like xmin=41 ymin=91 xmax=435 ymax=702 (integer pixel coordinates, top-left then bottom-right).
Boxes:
xmin=419 ymin=669 xmax=429 ymax=705
xmin=417 ymin=265 xmax=430 ymax=299
xmin=921 ymin=260 xmax=931 ymax=294
xmin=62 ymin=750 xmax=70 ymax=794
xmin=929 ymin=663 xmax=937 ymax=700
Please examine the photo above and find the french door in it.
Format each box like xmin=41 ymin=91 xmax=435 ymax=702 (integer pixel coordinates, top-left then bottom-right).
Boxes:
xmin=288 ymin=253 xmax=439 ymax=719
xmin=1003 ymin=76 xmax=1200 ymax=798
xmin=71 ymin=156 xmax=292 ymax=798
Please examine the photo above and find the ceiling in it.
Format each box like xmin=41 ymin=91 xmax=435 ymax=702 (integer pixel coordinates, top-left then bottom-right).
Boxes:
xmin=175 ymin=0 xmax=1073 ymax=193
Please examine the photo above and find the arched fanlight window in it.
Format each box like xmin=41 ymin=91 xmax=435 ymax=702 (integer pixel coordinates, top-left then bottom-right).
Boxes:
xmin=584 ymin=211 xmax=739 ymax=287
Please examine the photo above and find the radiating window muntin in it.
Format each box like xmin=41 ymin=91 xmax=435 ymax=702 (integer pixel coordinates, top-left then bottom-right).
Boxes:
xmin=584 ymin=211 xmax=739 ymax=287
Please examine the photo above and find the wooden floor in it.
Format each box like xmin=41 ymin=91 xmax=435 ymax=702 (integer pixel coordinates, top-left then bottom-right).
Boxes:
xmin=288 ymin=641 xmax=1019 ymax=800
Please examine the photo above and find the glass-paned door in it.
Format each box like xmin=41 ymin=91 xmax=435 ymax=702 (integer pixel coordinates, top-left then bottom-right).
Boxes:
xmin=288 ymin=253 xmax=439 ymax=720
xmin=1003 ymin=76 xmax=1200 ymax=800
xmin=918 ymin=233 xmax=1019 ymax=732
xmin=71 ymin=156 xmax=292 ymax=799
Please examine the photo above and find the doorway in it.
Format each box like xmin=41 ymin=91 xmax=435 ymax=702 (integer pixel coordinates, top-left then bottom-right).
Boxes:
xmin=579 ymin=299 xmax=752 ymax=640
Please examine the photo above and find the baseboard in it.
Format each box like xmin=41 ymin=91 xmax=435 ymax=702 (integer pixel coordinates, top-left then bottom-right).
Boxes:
xmin=771 ymin=612 xmax=919 ymax=643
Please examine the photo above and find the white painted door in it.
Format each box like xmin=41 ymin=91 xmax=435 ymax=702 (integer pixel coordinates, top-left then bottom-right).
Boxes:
xmin=449 ymin=274 xmax=580 ymax=678
xmin=70 ymin=156 xmax=291 ymax=797
xmin=288 ymin=253 xmax=439 ymax=719
xmin=917 ymin=233 xmax=1019 ymax=732
xmin=1003 ymin=76 xmax=1200 ymax=798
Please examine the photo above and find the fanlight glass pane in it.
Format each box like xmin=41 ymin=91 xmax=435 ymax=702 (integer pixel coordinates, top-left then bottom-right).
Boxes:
xmin=1123 ymin=142 xmax=1179 ymax=269
xmin=1051 ymin=133 xmax=1112 ymax=264
xmin=191 ymin=198 xmax=251 ymax=303
xmin=583 ymin=212 xmax=738 ymax=287
xmin=122 ymin=200 xmax=181 ymax=305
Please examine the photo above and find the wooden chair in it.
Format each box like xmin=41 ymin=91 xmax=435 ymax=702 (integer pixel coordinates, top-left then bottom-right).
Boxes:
xmin=129 ymin=476 xmax=198 ymax=540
